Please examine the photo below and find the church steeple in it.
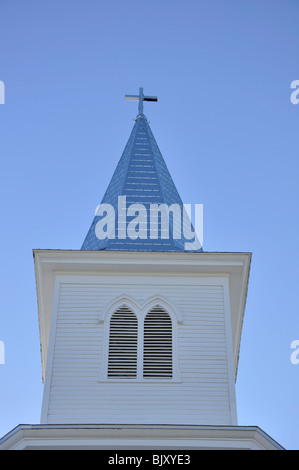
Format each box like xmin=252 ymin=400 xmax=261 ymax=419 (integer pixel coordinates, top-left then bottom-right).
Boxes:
xmin=0 ymin=87 xmax=283 ymax=451
xmin=81 ymin=88 xmax=202 ymax=252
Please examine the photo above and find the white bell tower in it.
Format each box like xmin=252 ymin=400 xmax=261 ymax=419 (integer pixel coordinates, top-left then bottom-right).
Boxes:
xmin=35 ymin=249 xmax=249 ymax=430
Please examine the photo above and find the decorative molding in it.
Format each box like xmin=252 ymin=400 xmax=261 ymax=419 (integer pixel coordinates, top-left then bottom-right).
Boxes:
xmin=99 ymin=294 xmax=183 ymax=324
xmin=98 ymin=294 xmax=140 ymax=323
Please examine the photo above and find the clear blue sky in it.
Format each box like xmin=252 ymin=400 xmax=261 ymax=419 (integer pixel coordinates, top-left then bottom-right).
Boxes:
xmin=0 ymin=0 xmax=298 ymax=450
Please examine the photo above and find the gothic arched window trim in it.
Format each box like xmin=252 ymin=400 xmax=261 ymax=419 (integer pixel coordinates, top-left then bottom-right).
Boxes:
xmin=99 ymin=295 xmax=181 ymax=382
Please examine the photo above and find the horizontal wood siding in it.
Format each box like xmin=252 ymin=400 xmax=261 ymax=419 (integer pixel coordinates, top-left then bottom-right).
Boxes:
xmin=46 ymin=278 xmax=232 ymax=425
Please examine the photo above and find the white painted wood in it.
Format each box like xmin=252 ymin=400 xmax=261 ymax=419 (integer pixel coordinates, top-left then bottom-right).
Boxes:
xmin=34 ymin=250 xmax=251 ymax=428
xmin=33 ymin=250 xmax=251 ymax=383
xmin=0 ymin=424 xmax=284 ymax=450
xmin=41 ymin=274 xmax=235 ymax=426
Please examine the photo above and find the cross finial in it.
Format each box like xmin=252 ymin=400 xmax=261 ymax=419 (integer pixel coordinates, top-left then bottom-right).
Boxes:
xmin=125 ymin=87 xmax=158 ymax=116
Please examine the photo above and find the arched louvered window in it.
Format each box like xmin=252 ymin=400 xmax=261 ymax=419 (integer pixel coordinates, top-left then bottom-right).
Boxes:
xmin=107 ymin=306 xmax=138 ymax=379
xmin=143 ymin=306 xmax=173 ymax=378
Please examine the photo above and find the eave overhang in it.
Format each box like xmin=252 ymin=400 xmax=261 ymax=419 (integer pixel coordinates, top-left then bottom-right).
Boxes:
xmin=33 ymin=249 xmax=251 ymax=383
xmin=0 ymin=423 xmax=283 ymax=450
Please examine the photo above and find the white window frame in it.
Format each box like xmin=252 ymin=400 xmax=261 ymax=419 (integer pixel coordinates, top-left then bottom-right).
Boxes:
xmin=99 ymin=294 xmax=182 ymax=382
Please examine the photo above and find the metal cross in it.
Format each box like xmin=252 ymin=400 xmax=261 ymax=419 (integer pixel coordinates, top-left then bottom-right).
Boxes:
xmin=125 ymin=87 xmax=158 ymax=115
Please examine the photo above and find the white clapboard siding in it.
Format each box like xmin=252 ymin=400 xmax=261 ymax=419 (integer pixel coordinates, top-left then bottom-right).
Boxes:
xmin=45 ymin=279 xmax=234 ymax=425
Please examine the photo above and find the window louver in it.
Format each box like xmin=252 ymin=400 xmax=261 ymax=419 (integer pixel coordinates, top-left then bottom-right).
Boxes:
xmin=108 ymin=306 xmax=138 ymax=378
xmin=143 ymin=307 xmax=172 ymax=378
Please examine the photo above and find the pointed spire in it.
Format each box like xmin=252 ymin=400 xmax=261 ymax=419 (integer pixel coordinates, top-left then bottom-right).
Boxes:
xmin=81 ymin=90 xmax=202 ymax=252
